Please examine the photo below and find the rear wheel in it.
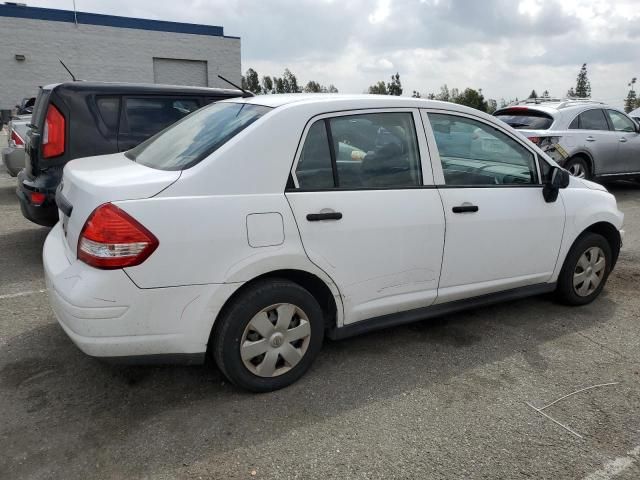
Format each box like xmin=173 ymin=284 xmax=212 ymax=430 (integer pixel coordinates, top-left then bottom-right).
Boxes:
xmin=212 ymin=279 xmax=324 ymax=392
xmin=564 ymin=157 xmax=591 ymax=179
xmin=556 ymin=233 xmax=612 ymax=305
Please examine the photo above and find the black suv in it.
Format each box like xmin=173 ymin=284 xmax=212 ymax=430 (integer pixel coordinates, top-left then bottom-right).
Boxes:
xmin=18 ymin=82 xmax=241 ymax=226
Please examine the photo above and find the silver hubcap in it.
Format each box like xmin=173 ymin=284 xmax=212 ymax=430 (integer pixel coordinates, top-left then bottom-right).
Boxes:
xmin=567 ymin=162 xmax=586 ymax=178
xmin=240 ymin=303 xmax=311 ymax=378
xmin=573 ymin=246 xmax=606 ymax=297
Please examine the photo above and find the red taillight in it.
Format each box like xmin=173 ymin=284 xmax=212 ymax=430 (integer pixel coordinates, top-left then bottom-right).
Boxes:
xmin=42 ymin=104 xmax=65 ymax=158
xmin=30 ymin=191 xmax=46 ymax=205
xmin=10 ymin=129 xmax=24 ymax=146
xmin=78 ymin=203 xmax=159 ymax=270
xmin=527 ymin=136 xmax=541 ymax=145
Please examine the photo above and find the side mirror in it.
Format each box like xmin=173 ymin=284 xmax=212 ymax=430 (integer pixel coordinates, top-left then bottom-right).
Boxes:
xmin=543 ymin=167 xmax=570 ymax=203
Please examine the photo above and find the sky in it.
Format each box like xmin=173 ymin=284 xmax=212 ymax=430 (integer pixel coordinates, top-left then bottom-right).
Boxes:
xmin=29 ymin=0 xmax=640 ymax=107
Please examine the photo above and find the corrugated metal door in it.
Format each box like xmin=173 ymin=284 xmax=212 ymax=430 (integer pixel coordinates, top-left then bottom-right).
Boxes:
xmin=153 ymin=58 xmax=208 ymax=87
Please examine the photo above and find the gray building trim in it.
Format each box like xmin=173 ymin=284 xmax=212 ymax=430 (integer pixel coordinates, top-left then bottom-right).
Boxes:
xmin=0 ymin=4 xmax=238 ymax=38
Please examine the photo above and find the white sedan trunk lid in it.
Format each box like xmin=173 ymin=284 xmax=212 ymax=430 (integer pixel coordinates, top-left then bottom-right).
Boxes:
xmin=59 ymin=153 xmax=180 ymax=257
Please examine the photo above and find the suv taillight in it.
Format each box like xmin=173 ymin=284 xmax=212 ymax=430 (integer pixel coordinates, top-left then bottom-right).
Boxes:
xmin=10 ymin=129 xmax=24 ymax=147
xmin=78 ymin=203 xmax=159 ymax=269
xmin=42 ymin=104 xmax=65 ymax=158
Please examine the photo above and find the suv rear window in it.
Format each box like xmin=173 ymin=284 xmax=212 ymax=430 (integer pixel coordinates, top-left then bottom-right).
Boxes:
xmin=126 ymin=102 xmax=271 ymax=171
xmin=123 ymin=97 xmax=201 ymax=135
xmin=494 ymin=109 xmax=554 ymax=130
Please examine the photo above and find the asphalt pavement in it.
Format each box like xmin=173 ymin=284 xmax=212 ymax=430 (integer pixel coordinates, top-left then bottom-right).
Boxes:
xmin=1 ymin=163 xmax=639 ymax=479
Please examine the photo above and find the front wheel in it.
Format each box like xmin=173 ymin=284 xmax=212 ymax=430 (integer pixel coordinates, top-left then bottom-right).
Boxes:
xmin=211 ymin=279 xmax=324 ymax=392
xmin=564 ymin=157 xmax=591 ymax=179
xmin=556 ymin=233 xmax=612 ymax=306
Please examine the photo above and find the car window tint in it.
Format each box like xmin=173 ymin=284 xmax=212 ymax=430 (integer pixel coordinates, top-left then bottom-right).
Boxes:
xmin=571 ymin=109 xmax=609 ymax=130
xmin=96 ymin=96 xmax=120 ymax=131
xmin=428 ymin=113 xmax=537 ymax=186
xmin=606 ymin=110 xmax=636 ymax=132
xmin=328 ymin=112 xmax=422 ymax=188
xmin=295 ymin=121 xmax=335 ymax=189
xmin=124 ymin=97 xmax=200 ymax=135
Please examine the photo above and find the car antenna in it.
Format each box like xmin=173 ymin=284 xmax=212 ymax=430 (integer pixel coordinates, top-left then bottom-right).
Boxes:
xmin=59 ymin=59 xmax=78 ymax=81
xmin=217 ymin=74 xmax=254 ymax=97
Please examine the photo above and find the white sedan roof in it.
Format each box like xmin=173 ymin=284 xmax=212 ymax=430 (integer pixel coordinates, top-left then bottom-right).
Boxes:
xmin=222 ymin=93 xmax=478 ymax=114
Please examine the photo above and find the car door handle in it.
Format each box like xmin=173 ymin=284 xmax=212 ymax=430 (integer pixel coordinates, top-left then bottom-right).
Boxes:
xmin=306 ymin=212 xmax=343 ymax=221
xmin=452 ymin=205 xmax=479 ymax=214
xmin=585 ymin=136 xmax=596 ymax=142
xmin=619 ymin=137 xmax=628 ymax=143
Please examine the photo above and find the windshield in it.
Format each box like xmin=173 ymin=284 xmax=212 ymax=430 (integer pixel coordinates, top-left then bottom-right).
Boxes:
xmin=126 ymin=102 xmax=272 ymax=171
xmin=494 ymin=109 xmax=554 ymax=130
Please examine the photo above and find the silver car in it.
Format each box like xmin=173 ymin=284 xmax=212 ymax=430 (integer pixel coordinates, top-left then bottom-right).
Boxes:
xmin=1 ymin=117 xmax=29 ymax=176
xmin=495 ymin=99 xmax=640 ymax=181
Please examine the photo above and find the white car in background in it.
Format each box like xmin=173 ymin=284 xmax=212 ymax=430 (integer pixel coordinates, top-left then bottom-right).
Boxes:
xmin=44 ymin=95 xmax=624 ymax=392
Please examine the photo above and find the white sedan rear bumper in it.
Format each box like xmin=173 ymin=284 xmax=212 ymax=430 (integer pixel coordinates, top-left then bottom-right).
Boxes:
xmin=43 ymin=223 xmax=239 ymax=362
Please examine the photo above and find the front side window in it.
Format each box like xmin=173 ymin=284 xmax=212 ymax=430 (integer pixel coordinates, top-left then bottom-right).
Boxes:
xmin=428 ymin=113 xmax=538 ymax=186
xmin=569 ymin=109 xmax=609 ymax=130
xmin=606 ymin=110 xmax=636 ymax=132
xmin=123 ymin=97 xmax=201 ymax=135
xmin=294 ymin=112 xmax=422 ymax=189
xmin=127 ymin=102 xmax=272 ymax=170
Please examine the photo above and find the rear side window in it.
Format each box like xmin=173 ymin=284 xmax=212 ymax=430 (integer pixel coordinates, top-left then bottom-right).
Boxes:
xmin=123 ymin=97 xmax=200 ymax=135
xmin=96 ymin=96 xmax=120 ymax=131
xmin=294 ymin=112 xmax=422 ymax=189
xmin=494 ymin=109 xmax=554 ymax=130
xmin=569 ymin=109 xmax=609 ymax=130
xmin=296 ymin=121 xmax=335 ymax=189
xmin=606 ymin=110 xmax=636 ymax=132
xmin=127 ymin=102 xmax=271 ymax=170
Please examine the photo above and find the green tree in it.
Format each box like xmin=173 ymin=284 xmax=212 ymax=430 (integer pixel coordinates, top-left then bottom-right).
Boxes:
xmin=529 ymin=90 xmax=538 ymax=99
xmin=368 ymin=81 xmax=388 ymax=95
xmin=412 ymin=90 xmax=421 ymax=98
xmin=426 ymin=93 xmax=436 ymax=100
xmin=574 ymin=63 xmax=591 ymax=98
xmin=282 ymin=68 xmax=301 ymax=93
xmin=567 ymin=87 xmax=576 ymax=98
xmin=304 ymin=81 xmax=323 ymax=93
xmin=274 ymin=77 xmax=285 ymax=93
xmin=487 ymin=99 xmax=498 ymax=114
xmin=241 ymin=75 xmax=248 ymax=90
xmin=454 ymin=88 xmax=489 ymax=112
xmin=436 ymin=84 xmax=450 ymax=102
xmin=327 ymin=84 xmax=339 ymax=93
xmin=387 ymin=72 xmax=403 ymax=96
xmin=624 ymin=77 xmax=638 ymax=113
xmin=261 ymin=76 xmax=274 ymax=94
xmin=244 ymin=68 xmax=261 ymax=94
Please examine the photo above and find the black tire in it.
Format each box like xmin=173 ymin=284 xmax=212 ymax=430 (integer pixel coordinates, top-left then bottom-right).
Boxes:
xmin=564 ymin=157 xmax=591 ymax=180
xmin=212 ymin=278 xmax=324 ymax=392
xmin=556 ymin=232 xmax=612 ymax=306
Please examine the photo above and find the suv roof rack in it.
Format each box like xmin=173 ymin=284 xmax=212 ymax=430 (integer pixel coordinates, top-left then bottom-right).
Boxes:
xmin=510 ymin=97 xmax=604 ymax=109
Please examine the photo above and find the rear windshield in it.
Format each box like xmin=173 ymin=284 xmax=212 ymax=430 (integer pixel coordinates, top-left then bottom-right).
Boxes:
xmin=126 ymin=102 xmax=272 ymax=171
xmin=494 ymin=109 xmax=554 ymax=130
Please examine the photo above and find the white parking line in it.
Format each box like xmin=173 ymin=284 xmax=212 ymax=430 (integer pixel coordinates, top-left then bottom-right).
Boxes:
xmin=584 ymin=446 xmax=640 ymax=480
xmin=0 ymin=289 xmax=46 ymax=300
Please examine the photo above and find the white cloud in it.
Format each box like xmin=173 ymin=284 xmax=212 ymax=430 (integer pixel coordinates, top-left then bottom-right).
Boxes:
xmin=27 ymin=0 xmax=639 ymax=107
xmin=368 ymin=0 xmax=391 ymax=24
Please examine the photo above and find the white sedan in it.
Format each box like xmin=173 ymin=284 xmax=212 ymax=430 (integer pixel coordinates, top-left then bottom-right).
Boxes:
xmin=44 ymin=95 xmax=624 ymax=392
